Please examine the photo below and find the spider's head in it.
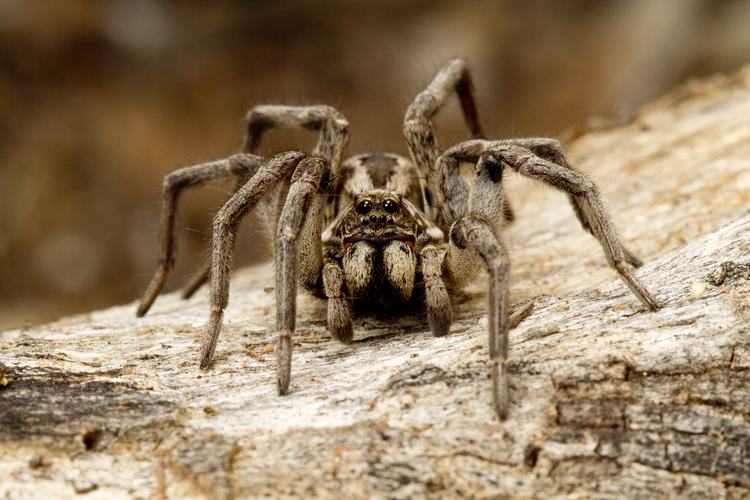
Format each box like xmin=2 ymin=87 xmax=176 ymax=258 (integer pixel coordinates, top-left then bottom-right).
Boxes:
xmin=342 ymin=190 xmax=416 ymax=245
xmin=336 ymin=189 xmax=421 ymax=304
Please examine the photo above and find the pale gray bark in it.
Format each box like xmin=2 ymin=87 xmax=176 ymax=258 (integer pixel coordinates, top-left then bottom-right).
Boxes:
xmin=2 ymin=67 xmax=750 ymax=499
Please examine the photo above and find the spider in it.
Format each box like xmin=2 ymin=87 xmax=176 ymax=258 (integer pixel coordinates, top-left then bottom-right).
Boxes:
xmin=135 ymin=59 xmax=660 ymax=419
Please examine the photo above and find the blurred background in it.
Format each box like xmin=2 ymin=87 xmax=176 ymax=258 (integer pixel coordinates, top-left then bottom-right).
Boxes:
xmin=2 ymin=0 xmax=750 ymax=329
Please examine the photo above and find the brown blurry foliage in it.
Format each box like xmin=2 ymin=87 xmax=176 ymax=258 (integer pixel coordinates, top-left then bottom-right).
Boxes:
xmin=1 ymin=0 xmax=750 ymax=328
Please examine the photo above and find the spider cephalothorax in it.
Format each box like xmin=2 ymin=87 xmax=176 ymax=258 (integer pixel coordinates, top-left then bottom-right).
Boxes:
xmin=324 ymin=188 xmax=439 ymax=304
xmin=136 ymin=59 xmax=661 ymax=419
xmin=340 ymin=190 xmax=423 ymax=248
xmin=336 ymin=191 xmax=425 ymax=300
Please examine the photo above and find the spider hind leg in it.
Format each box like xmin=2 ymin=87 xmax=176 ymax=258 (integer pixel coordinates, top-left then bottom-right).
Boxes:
xmin=136 ymin=154 xmax=260 ymax=317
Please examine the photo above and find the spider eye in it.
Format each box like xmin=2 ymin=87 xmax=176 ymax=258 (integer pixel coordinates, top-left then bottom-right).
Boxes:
xmin=383 ymin=199 xmax=399 ymax=214
xmin=356 ymin=199 xmax=373 ymax=214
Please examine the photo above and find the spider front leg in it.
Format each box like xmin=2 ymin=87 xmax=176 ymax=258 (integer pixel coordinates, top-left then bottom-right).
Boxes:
xmin=443 ymin=140 xmax=661 ymax=311
xmin=441 ymin=154 xmax=519 ymax=419
xmin=456 ymin=221 xmax=513 ymax=420
xmin=199 ymin=151 xmax=306 ymax=369
xmin=136 ymin=154 xmax=261 ymax=317
xmin=273 ymin=157 xmax=327 ymax=393
xmin=445 ymin=216 xmax=517 ymax=421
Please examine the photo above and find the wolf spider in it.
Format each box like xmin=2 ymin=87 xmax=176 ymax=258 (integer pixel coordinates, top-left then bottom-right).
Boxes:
xmin=136 ymin=59 xmax=660 ymax=419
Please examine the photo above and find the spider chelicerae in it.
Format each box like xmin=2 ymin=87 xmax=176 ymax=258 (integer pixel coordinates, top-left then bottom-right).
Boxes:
xmin=136 ymin=59 xmax=660 ymax=419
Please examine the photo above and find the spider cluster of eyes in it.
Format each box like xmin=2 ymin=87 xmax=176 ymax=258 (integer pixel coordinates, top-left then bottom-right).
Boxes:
xmin=356 ymin=197 xmax=399 ymax=222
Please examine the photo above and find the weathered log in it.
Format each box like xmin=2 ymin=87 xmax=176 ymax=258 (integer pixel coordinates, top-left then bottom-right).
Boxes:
xmin=2 ymin=66 xmax=750 ymax=499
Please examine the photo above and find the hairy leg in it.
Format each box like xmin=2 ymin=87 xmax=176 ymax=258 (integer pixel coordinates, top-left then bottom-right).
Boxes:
xmin=199 ymin=151 xmax=306 ymax=369
xmin=512 ymin=137 xmax=642 ymax=267
xmin=509 ymin=302 xmax=535 ymax=329
xmin=403 ymin=58 xmax=490 ymax=226
xmin=273 ymin=157 xmax=328 ymax=394
xmin=447 ymin=214 xmax=512 ymax=419
xmin=322 ymin=260 xmax=353 ymax=343
xmin=442 ymin=140 xmax=660 ymax=311
xmin=180 ymin=264 xmax=210 ymax=300
xmin=180 ymin=176 xmax=253 ymax=300
xmin=183 ymin=105 xmax=351 ymax=301
xmin=439 ymin=153 xmax=517 ymax=418
xmin=136 ymin=154 xmax=261 ymax=316
xmin=441 ymin=153 xmax=506 ymax=290
xmin=420 ymin=245 xmax=452 ymax=337
xmin=242 ymin=105 xmax=349 ymax=177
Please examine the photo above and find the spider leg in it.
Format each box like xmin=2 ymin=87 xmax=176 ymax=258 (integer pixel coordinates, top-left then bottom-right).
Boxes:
xmin=511 ymin=137 xmax=643 ymax=268
xmin=443 ymin=140 xmax=661 ymax=311
xmin=441 ymin=154 xmax=515 ymax=418
xmin=274 ymin=157 xmax=328 ymax=394
xmin=403 ymin=58 xmax=514 ymax=226
xmin=199 ymin=151 xmax=306 ymax=369
xmin=421 ymin=245 xmax=452 ymax=337
xmin=242 ymin=104 xmax=350 ymax=237
xmin=243 ymin=104 xmax=349 ymax=175
xmin=438 ymin=152 xmax=507 ymax=289
xmin=136 ymin=154 xmax=261 ymax=317
xmin=449 ymin=218 xmax=513 ymax=419
xmin=322 ymin=260 xmax=353 ymax=343
xmin=181 ymin=104 xmax=351 ymax=301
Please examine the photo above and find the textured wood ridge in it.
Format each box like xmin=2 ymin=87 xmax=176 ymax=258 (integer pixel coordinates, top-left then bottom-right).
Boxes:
xmin=2 ymin=66 xmax=750 ymax=499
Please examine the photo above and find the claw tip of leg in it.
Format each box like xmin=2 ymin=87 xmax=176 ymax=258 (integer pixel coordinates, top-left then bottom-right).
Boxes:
xmin=333 ymin=324 xmax=354 ymax=344
xmin=430 ymin=322 xmax=450 ymax=337
xmin=277 ymin=371 xmax=291 ymax=395
xmin=428 ymin=307 xmax=453 ymax=337
xmin=199 ymin=354 xmax=212 ymax=370
xmin=277 ymin=334 xmax=293 ymax=394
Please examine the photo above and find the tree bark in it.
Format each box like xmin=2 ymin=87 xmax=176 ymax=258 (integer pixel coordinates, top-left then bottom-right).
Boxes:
xmin=2 ymin=67 xmax=750 ymax=499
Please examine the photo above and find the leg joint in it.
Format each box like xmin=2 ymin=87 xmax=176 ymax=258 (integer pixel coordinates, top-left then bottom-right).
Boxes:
xmin=449 ymin=215 xmax=492 ymax=249
xmin=163 ymin=170 xmax=192 ymax=194
xmin=212 ymin=210 xmax=235 ymax=237
xmin=402 ymin=117 xmax=430 ymax=140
